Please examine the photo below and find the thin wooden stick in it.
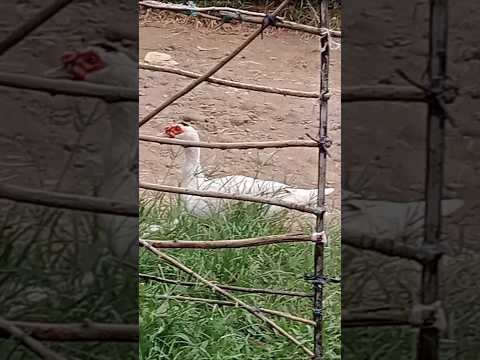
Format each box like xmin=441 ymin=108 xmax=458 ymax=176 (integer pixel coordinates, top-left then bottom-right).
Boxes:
xmin=342 ymin=85 xmax=426 ymax=102
xmin=0 ymin=72 xmax=137 ymax=102
xmin=0 ymin=321 xmax=138 ymax=342
xmin=140 ymin=135 xmax=319 ymax=149
xmin=418 ymin=0 xmax=449 ymax=358
xmin=157 ymin=294 xmax=315 ymax=326
xmin=140 ymin=1 xmax=285 ymax=19
xmin=141 ymin=233 xmax=311 ymax=249
xmin=0 ymin=318 xmax=67 ymax=360
xmin=227 ymin=14 xmax=340 ymax=37
xmin=139 ymin=182 xmax=322 ymax=215
xmin=139 ymin=273 xmax=313 ymax=298
xmin=313 ymin=2 xmax=329 ymax=358
xmin=0 ymin=183 xmax=138 ymax=217
xmin=140 ymin=240 xmax=314 ymax=356
xmin=0 ymin=0 xmax=75 ymax=56
xmin=342 ymin=309 xmax=411 ymax=328
xmin=138 ymin=0 xmax=291 ymax=127
xmin=140 ymin=63 xmax=319 ymax=98
xmin=139 ymin=0 xmax=341 ymax=37
xmin=343 ymin=236 xmax=440 ymax=263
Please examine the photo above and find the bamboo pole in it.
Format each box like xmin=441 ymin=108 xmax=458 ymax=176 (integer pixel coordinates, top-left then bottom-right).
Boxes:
xmin=0 ymin=183 xmax=138 ymax=217
xmin=140 ymin=240 xmax=314 ymax=357
xmin=0 ymin=321 xmax=138 ymax=342
xmin=313 ymin=2 xmax=330 ymax=359
xmin=141 ymin=233 xmax=311 ymax=249
xmin=0 ymin=318 xmax=67 ymax=360
xmin=342 ymin=309 xmax=411 ymax=328
xmin=139 ymin=1 xmax=341 ymax=37
xmin=139 ymin=134 xmax=319 ymax=149
xmin=0 ymin=0 xmax=75 ymax=56
xmin=418 ymin=1 xmax=449 ymax=359
xmin=140 ymin=1 xmax=285 ymax=19
xmin=0 ymin=72 xmax=137 ymax=102
xmin=138 ymin=0 xmax=292 ymax=127
xmin=139 ymin=63 xmax=320 ymax=98
xmin=157 ymin=294 xmax=315 ymax=326
xmin=343 ymin=236 xmax=441 ymax=263
xmin=139 ymin=273 xmax=313 ymax=298
xmin=139 ymin=182 xmax=322 ymax=215
xmin=342 ymin=85 xmax=426 ymax=102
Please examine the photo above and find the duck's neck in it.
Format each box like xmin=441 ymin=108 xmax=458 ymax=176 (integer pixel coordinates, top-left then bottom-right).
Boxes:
xmin=183 ymin=146 xmax=203 ymax=183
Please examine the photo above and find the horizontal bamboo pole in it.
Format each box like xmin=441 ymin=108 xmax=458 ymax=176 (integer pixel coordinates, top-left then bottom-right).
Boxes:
xmin=140 ymin=182 xmax=322 ymax=215
xmin=342 ymin=308 xmax=411 ymax=328
xmin=139 ymin=1 xmax=341 ymax=37
xmin=139 ymin=273 xmax=313 ymax=298
xmin=0 ymin=318 xmax=66 ymax=360
xmin=0 ymin=321 xmax=138 ymax=342
xmin=139 ymin=134 xmax=319 ymax=149
xmin=0 ymin=72 xmax=137 ymax=102
xmin=141 ymin=1 xmax=284 ymax=19
xmin=0 ymin=0 xmax=75 ymax=56
xmin=343 ymin=236 xmax=439 ymax=263
xmin=140 ymin=63 xmax=319 ymax=98
xmin=0 ymin=183 xmax=138 ymax=217
xmin=342 ymin=85 xmax=427 ymax=103
xmin=141 ymin=239 xmax=314 ymax=356
xmin=141 ymin=233 xmax=311 ymax=249
xmin=158 ymin=294 xmax=315 ymax=326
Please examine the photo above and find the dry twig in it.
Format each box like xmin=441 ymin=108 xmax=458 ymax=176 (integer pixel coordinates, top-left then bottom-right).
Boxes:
xmin=140 ymin=63 xmax=319 ymax=98
xmin=157 ymin=294 xmax=315 ymax=326
xmin=140 ymin=135 xmax=318 ymax=149
xmin=0 ymin=0 xmax=75 ymax=56
xmin=0 ymin=183 xmax=138 ymax=217
xmin=0 ymin=320 xmax=138 ymax=342
xmin=0 ymin=72 xmax=137 ymax=102
xmin=343 ymin=236 xmax=441 ymax=262
xmin=0 ymin=318 xmax=67 ymax=360
xmin=342 ymin=85 xmax=426 ymax=102
xmin=139 ymin=1 xmax=341 ymax=37
xmin=139 ymin=273 xmax=313 ymax=298
xmin=139 ymin=182 xmax=322 ymax=215
xmin=141 ymin=233 xmax=311 ymax=249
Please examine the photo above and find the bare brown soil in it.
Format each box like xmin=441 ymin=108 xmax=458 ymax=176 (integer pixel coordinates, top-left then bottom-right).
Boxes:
xmin=139 ymin=20 xmax=341 ymax=210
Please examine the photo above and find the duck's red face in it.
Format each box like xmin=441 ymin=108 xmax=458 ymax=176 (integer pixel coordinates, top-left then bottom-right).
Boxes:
xmin=165 ymin=124 xmax=184 ymax=138
xmin=61 ymin=50 xmax=105 ymax=80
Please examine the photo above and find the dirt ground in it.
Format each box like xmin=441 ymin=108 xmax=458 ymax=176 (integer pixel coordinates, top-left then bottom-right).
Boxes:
xmin=139 ymin=20 xmax=341 ymax=210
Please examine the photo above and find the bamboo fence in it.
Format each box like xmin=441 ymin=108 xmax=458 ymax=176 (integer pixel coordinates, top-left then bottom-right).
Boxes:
xmin=139 ymin=1 xmax=335 ymax=358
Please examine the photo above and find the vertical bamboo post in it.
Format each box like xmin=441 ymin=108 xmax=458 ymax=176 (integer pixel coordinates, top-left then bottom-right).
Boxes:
xmin=313 ymin=1 xmax=330 ymax=359
xmin=417 ymin=0 xmax=448 ymax=359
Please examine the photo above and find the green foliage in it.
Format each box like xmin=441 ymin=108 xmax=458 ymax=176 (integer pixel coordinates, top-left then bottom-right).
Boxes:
xmin=139 ymin=198 xmax=341 ymax=359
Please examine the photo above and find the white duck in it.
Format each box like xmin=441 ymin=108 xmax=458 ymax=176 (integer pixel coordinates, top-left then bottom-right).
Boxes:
xmin=164 ymin=122 xmax=335 ymax=216
xmin=44 ymin=42 xmax=138 ymax=266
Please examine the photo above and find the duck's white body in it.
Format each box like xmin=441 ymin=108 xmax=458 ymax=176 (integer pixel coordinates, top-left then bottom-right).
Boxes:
xmin=342 ymin=190 xmax=464 ymax=242
xmin=167 ymin=124 xmax=334 ymax=216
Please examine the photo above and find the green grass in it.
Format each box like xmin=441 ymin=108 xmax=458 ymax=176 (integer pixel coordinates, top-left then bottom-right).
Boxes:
xmin=139 ymin=197 xmax=340 ymax=359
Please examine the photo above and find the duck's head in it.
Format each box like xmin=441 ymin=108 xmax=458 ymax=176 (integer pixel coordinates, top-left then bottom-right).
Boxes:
xmin=164 ymin=122 xmax=199 ymax=141
xmin=44 ymin=43 xmax=136 ymax=86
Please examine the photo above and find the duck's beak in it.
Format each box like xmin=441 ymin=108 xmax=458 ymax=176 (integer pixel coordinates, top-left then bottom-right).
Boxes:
xmin=43 ymin=65 xmax=71 ymax=79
